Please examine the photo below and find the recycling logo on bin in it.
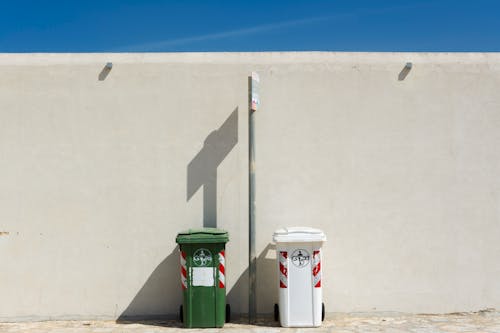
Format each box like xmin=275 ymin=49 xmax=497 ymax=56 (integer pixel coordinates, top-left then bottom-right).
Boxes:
xmin=193 ymin=248 xmax=213 ymax=267
xmin=291 ymin=249 xmax=310 ymax=268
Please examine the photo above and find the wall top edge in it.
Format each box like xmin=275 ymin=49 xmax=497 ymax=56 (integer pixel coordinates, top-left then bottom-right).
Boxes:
xmin=0 ymin=51 xmax=499 ymax=65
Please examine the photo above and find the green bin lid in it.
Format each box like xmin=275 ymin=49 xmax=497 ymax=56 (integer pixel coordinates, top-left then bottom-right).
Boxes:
xmin=176 ymin=228 xmax=229 ymax=244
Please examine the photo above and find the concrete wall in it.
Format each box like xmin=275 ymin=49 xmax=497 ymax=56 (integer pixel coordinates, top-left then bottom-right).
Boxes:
xmin=0 ymin=53 xmax=499 ymax=321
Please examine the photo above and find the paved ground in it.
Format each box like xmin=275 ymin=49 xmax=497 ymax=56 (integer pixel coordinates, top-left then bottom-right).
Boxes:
xmin=1 ymin=310 xmax=499 ymax=332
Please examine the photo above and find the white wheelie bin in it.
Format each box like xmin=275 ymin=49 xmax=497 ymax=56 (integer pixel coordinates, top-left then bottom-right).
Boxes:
xmin=273 ymin=227 xmax=326 ymax=327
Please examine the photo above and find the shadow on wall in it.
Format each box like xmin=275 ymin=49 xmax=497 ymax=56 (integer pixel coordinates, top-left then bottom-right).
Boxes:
xmin=227 ymin=243 xmax=278 ymax=319
xmin=117 ymin=247 xmax=181 ymax=321
xmin=116 ymin=244 xmax=278 ymax=326
xmin=187 ymin=108 xmax=239 ymax=228
xmin=117 ymin=108 xmax=240 ymax=324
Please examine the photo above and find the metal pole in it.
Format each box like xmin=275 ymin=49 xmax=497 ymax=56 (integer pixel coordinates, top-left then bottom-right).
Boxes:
xmin=248 ymin=75 xmax=257 ymax=323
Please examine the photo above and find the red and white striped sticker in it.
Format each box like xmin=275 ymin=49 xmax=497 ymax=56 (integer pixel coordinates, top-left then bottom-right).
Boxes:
xmin=312 ymin=250 xmax=321 ymax=288
xmin=180 ymin=250 xmax=187 ymax=290
xmin=279 ymin=251 xmax=288 ymax=288
xmin=218 ymin=250 xmax=225 ymax=288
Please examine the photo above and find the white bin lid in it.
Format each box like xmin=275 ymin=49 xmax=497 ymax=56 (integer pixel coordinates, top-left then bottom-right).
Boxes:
xmin=273 ymin=227 xmax=326 ymax=243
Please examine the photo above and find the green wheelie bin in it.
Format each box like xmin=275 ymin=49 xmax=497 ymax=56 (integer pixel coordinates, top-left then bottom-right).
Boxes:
xmin=176 ymin=228 xmax=230 ymax=328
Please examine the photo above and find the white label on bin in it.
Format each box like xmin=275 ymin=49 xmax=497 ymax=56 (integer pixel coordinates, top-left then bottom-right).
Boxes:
xmin=291 ymin=249 xmax=310 ymax=268
xmin=192 ymin=267 xmax=215 ymax=286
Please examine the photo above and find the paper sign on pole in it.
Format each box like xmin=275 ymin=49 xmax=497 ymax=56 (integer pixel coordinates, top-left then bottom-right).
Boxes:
xmin=251 ymin=72 xmax=260 ymax=111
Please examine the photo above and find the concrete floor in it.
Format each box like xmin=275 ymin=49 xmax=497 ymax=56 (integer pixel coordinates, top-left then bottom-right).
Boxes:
xmin=1 ymin=310 xmax=499 ymax=333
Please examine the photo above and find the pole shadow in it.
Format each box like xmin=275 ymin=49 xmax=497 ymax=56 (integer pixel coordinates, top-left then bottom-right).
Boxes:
xmin=187 ymin=108 xmax=239 ymax=228
xmin=117 ymin=108 xmax=239 ymax=327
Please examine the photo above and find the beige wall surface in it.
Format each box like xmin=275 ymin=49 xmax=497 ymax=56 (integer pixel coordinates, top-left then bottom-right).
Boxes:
xmin=0 ymin=53 xmax=499 ymax=321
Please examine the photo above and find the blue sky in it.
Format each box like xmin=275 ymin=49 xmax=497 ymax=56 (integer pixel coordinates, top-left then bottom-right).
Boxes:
xmin=0 ymin=0 xmax=498 ymax=52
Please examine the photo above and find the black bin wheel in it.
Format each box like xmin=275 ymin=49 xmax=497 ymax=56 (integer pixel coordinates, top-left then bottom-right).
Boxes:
xmin=274 ymin=303 xmax=279 ymax=321
xmin=322 ymin=302 xmax=325 ymax=321
xmin=225 ymin=304 xmax=231 ymax=323
xmin=179 ymin=305 xmax=183 ymax=323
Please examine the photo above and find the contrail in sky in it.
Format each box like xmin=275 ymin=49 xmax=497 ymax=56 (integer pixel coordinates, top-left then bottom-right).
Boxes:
xmin=114 ymin=2 xmax=438 ymax=52
xmin=116 ymin=15 xmax=334 ymax=51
